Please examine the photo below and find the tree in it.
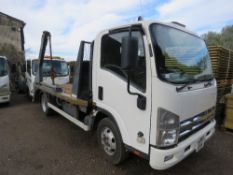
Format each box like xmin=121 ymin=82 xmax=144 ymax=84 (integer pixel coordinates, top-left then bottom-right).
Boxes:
xmin=202 ymin=25 xmax=233 ymax=50
xmin=221 ymin=26 xmax=233 ymax=50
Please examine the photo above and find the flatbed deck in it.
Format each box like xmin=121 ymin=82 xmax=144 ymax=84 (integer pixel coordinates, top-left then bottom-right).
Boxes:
xmin=36 ymin=83 xmax=89 ymax=108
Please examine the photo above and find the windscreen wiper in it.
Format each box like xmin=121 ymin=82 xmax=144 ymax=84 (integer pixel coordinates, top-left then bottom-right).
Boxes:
xmin=176 ymin=76 xmax=214 ymax=92
xmin=204 ymin=78 xmax=213 ymax=87
xmin=195 ymin=74 xmax=214 ymax=88
xmin=176 ymin=80 xmax=197 ymax=92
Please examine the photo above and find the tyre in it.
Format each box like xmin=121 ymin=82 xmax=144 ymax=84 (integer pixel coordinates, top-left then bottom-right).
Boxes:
xmin=41 ymin=93 xmax=53 ymax=116
xmin=97 ymin=118 xmax=128 ymax=165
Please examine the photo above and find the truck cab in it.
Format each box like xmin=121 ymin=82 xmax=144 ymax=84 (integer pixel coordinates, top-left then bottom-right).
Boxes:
xmin=26 ymin=58 xmax=69 ymax=97
xmin=35 ymin=20 xmax=217 ymax=170
xmin=93 ymin=21 xmax=216 ymax=169
xmin=0 ymin=56 xmax=10 ymax=104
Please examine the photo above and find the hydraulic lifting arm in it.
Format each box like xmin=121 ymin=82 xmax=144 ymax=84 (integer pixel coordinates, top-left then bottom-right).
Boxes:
xmin=35 ymin=31 xmax=53 ymax=84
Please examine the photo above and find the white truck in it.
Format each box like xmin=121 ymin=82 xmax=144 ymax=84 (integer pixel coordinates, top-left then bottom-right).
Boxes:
xmin=34 ymin=20 xmax=217 ymax=170
xmin=0 ymin=56 xmax=10 ymax=104
xmin=26 ymin=58 xmax=69 ymax=97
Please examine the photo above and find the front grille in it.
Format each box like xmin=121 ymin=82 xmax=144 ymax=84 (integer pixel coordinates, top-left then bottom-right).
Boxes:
xmin=178 ymin=107 xmax=215 ymax=142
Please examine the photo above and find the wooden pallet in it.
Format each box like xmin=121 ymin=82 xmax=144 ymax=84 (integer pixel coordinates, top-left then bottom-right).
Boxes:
xmin=209 ymin=46 xmax=233 ymax=104
xmin=223 ymin=94 xmax=233 ymax=130
xmin=209 ymin=46 xmax=233 ymax=81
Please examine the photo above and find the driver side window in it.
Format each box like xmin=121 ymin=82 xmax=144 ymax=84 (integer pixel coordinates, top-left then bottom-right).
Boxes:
xmin=101 ymin=30 xmax=146 ymax=91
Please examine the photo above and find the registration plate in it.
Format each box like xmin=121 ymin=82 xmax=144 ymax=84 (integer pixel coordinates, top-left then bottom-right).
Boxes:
xmin=196 ymin=136 xmax=205 ymax=152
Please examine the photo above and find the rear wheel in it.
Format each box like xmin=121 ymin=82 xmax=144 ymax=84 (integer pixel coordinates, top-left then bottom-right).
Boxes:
xmin=41 ymin=93 xmax=53 ymax=116
xmin=97 ymin=118 xmax=128 ymax=165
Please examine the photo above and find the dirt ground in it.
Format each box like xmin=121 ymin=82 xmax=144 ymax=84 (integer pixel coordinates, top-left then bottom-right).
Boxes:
xmin=0 ymin=93 xmax=233 ymax=175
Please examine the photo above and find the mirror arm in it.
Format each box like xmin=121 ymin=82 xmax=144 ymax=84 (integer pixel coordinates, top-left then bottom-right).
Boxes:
xmin=126 ymin=74 xmax=140 ymax=96
xmin=127 ymin=74 xmax=146 ymax=110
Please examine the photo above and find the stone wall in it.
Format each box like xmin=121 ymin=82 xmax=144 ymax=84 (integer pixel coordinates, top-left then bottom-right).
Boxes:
xmin=0 ymin=25 xmax=22 ymax=51
xmin=0 ymin=12 xmax=26 ymax=90
xmin=0 ymin=13 xmax=25 ymax=65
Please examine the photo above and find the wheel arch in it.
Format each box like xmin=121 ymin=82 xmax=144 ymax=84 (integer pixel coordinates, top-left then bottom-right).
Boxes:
xmin=94 ymin=107 xmax=130 ymax=145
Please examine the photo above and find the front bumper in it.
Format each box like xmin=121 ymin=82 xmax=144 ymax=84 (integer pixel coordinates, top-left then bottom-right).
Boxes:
xmin=149 ymin=119 xmax=216 ymax=170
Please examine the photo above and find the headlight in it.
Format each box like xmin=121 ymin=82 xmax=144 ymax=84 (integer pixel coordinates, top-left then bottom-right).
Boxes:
xmin=157 ymin=108 xmax=180 ymax=147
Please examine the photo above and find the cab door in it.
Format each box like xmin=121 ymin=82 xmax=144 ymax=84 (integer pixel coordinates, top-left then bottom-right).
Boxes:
xmin=94 ymin=28 xmax=152 ymax=154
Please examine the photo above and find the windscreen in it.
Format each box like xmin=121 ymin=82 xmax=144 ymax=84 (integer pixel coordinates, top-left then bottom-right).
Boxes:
xmin=32 ymin=60 xmax=68 ymax=77
xmin=0 ymin=57 xmax=8 ymax=77
xmin=150 ymin=24 xmax=213 ymax=84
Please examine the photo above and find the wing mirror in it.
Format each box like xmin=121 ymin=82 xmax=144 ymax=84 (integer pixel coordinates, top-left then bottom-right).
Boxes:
xmin=121 ymin=36 xmax=138 ymax=71
xmin=121 ymin=36 xmax=146 ymax=110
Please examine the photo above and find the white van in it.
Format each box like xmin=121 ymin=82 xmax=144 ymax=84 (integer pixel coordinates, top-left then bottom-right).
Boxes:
xmin=26 ymin=58 xmax=69 ymax=97
xmin=0 ymin=56 xmax=10 ymax=104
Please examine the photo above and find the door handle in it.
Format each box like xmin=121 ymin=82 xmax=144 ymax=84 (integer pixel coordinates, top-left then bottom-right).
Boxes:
xmin=98 ymin=86 xmax=103 ymax=100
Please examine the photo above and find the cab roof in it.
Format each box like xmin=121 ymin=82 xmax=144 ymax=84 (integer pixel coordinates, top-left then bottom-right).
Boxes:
xmin=102 ymin=20 xmax=200 ymax=38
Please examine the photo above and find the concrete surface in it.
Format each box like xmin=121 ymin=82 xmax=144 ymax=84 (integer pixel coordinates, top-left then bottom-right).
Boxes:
xmin=0 ymin=93 xmax=232 ymax=175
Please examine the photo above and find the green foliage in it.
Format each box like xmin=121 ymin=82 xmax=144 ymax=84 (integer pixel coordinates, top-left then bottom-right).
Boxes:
xmin=165 ymin=54 xmax=202 ymax=75
xmin=202 ymin=25 xmax=233 ymax=50
xmin=221 ymin=26 xmax=233 ymax=50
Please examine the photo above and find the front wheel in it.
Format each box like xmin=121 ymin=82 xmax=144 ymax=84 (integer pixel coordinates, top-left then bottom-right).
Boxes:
xmin=97 ymin=118 xmax=128 ymax=165
xmin=41 ymin=93 xmax=53 ymax=116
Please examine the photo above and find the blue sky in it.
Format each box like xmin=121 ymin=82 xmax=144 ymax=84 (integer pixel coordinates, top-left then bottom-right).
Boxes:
xmin=1 ymin=0 xmax=233 ymax=60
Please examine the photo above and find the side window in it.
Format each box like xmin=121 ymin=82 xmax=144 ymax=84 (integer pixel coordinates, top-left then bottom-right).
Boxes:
xmin=101 ymin=31 xmax=146 ymax=91
xmin=32 ymin=60 xmax=38 ymax=75
xmin=26 ymin=60 xmax=31 ymax=75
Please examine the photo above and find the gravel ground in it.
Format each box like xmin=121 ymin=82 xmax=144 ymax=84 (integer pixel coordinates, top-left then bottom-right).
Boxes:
xmin=0 ymin=93 xmax=233 ymax=175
